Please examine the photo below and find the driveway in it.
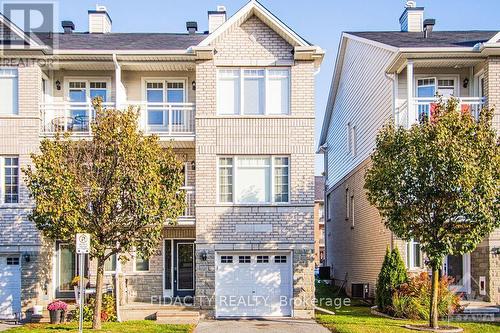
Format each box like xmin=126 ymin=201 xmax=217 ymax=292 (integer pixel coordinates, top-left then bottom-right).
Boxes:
xmin=194 ymin=319 xmax=330 ymax=333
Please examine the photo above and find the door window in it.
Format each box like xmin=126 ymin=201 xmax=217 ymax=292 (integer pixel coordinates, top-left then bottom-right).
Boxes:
xmin=437 ymin=79 xmax=455 ymax=97
xmin=177 ymin=243 xmax=194 ymax=290
xmin=58 ymin=244 xmax=76 ymax=292
xmin=446 ymin=254 xmax=464 ymax=286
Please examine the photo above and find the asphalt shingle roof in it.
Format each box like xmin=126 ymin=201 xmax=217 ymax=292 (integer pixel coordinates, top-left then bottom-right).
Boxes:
xmin=348 ymin=31 xmax=497 ymax=48
xmin=33 ymin=32 xmax=208 ymax=50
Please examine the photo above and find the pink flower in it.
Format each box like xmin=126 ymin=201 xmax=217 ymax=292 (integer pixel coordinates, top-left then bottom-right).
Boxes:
xmin=47 ymin=300 xmax=68 ymax=311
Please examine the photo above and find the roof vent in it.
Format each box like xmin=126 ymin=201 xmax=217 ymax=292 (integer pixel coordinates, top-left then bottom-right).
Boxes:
xmin=88 ymin=5 xmax=112 ymax=33
xmin=61 ymin=20 xmax=75 ymax=34
xmin=423 ymin=19 xmax=435 ymax=38
xmin=186 ymin=21 xmax=198 ymax=34
xmin=208 ymin=5 xmax=226 ymax=33
xmin=399 ymin=1 xmax=424 ymax=32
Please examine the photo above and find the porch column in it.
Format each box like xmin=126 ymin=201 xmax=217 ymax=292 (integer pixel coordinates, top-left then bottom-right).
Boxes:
xmin=113 ymin=54 xmax=126 ymax=108
xmin=406 ymin=60 xmax=414 ymax=127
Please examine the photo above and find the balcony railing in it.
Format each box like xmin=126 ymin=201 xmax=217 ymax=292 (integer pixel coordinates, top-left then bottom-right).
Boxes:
xmin=396 ymin=97 xmax=486 ymax=128
xmin=40 ymin=101 xmax=195 ymax=137
xmin=182 ymin=189 xmax=195 ymax=218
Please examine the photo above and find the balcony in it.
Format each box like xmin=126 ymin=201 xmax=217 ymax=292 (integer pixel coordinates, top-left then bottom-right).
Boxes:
xmin=40 ymin=102 xmax=195 ymax=138
xmin=396 ymin=97 xmax=486 ymax=128
xmin=178 ymin=188 xmax=195 ymax=224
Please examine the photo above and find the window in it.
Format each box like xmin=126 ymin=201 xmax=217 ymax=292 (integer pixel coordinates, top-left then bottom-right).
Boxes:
xmin=347 ymin=122 xmax=357 ymax=157
xmin=221 ymin=255 xmax=233 ymax=263
xmin=256 ymin=255 xmax=269 ymax=263
xmin=0 ymin=68 xmax=18 ymax=115
xmin=217 ymin=68 xmax=290 ymax=115
xmin=6 ymin=257 xmax=19 ymax=265
xmin=326 ymin=193 xmax=332 ymax=221
xmin=406 ymin=239 xmax=422 ymax=269
xmin=350 ymin=195 xmax=355 ymax=228
xmin=345 ymin=188 xmax=349 ymax=220
xmin=145 ymin=80 xmax=186 ymax=128
xmin=1 ymin=156 xmax=19 ymax=204
xmin=135 ymin=252 xmax=149 ymax=272
xmin=274 ymin=255 xmax=287 ymax=263
xmin=351 ymin=125 xmax=357 ymax=157
xmin=238 ymin=256 xmax=251 ymax=263
xmin=104 ymin=253 xmax=117 ymax=272
xmin=218 ymin=156 xmax=290 ymax=204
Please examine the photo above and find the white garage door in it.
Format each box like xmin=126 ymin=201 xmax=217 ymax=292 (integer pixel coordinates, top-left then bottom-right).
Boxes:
xmin=215 ymin=252 xmax=292 ymax=317
xmin=0 ymin=256 xmax=21 ymax=320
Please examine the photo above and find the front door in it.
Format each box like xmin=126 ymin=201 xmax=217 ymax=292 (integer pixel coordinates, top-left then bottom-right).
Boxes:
xmin=444 ymin=253 xmax=471 ymax=294
xmin=174 ymin=241 xmax=195 ymax=297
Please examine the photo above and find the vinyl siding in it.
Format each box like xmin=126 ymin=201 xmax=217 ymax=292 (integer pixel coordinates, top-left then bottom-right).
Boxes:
xmin=325 ymin=38 xmax=394 ymax=189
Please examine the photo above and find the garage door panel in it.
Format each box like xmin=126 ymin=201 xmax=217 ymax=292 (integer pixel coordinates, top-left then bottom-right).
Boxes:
xmin=216 ymin=252 xmax=292 ymax=318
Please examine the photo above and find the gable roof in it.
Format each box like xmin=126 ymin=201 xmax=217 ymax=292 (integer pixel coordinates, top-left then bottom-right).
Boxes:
xmin=34 ymin=32 xmax=207 ymax=50
xmin=0 ymin=11 xmax=43 ymax=47
xmin=348 ymin=31 xmax=497 ymax=48
xmin=198 ymin=0 xmax=312 ymax=47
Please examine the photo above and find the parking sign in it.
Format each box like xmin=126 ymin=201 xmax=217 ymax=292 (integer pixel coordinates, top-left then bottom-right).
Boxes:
xmin=76 ymin=233 xmax=91 ymax=254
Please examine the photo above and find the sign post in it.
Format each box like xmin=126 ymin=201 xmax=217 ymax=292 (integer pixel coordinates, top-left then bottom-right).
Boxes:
xmin=76 ymin=233 xmax=90 ymax=333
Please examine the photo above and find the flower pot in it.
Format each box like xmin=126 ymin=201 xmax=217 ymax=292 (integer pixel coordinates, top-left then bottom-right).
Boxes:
xmin=59 ymin=310 xmax=66 ymax=323
xmin=49 ymin=310 xmax=61 ymax=324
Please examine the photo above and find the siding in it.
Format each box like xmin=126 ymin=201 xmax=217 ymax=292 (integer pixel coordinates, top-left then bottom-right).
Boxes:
xmin=325 ymin=39 xmax=394 ymax=189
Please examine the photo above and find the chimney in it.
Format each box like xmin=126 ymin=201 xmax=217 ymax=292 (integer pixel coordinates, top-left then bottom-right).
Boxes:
xmin=61 ymin=20 xmax=75 ymax=34
xmin=399 ymin=1 xmax=424 ymax=32
xmin=88 ymin=5 xmax=112 ymax=33
xmin=208 ymin=5 xmax=226 ymax=33
xmin=186 ymin=21 xmax=198 ymax=35
xmin=423 ymin=19 xmax=435 ymax=38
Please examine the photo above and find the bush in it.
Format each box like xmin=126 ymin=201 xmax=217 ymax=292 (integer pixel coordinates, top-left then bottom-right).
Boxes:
xmin=70 ymin=293 xmax=117 ymax=322
xmin=390 ymin=272 xmax=462 ymax=320
xmin=375 ymin=247 xmax=408 ymax=311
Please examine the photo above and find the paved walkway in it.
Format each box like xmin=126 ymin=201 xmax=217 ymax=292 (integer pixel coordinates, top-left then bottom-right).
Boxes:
xmin=0 ymin=323 xmax=19 ymax=332
xmin=194 ymin=319 xmax=330 ymax=333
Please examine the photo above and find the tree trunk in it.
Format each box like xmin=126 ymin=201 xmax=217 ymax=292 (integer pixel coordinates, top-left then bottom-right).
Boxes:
xmin=429 ymin=266 xmax=439 ymax=329
xmin=92 ymin=256 xmax=104 ymax=330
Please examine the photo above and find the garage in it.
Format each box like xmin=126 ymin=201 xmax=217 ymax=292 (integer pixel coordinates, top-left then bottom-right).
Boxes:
xmin=215 ymin=252 xmax=292 ymax=317
xmin=0 ymin=255 xmax=21 ymax=320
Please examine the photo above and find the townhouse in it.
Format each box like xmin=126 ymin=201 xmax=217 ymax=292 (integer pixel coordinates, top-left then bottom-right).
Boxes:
xmin=0 ymin=0 xmax=323 ymax=320
xmin=319 ymin=1 xmax=500 ymax=303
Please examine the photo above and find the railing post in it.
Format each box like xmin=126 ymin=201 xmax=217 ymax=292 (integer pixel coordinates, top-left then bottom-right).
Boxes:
xmin=168 ymin=105 xmax=173 ymax=135
xmin=88 ymin=102 xmax=93 ymax=136
xmin=64 ymin=102 xmax=68 ymax=132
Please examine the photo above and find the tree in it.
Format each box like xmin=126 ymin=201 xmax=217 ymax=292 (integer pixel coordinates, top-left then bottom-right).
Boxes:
xmin=24 ymin=100 xmax=186 ymax=329
xmin=365 ymin=99 xmax=500 ymax=329
xmin=376 ymin=247 xmax=408 ymax=312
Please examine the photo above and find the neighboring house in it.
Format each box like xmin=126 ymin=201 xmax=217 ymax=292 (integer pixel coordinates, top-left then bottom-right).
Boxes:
xmin=319 ymin=1 xmax=500 ymax=303
xmin=0 ymin=0 xmax=323 ymax=320
xmin=314 ymin=176 xmax=325 ymax=266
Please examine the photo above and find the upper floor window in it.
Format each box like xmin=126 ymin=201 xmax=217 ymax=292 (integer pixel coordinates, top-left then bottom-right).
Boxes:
xmin=406 ymin=239 xmax=422 ymax=270
xmin=1 ymin=156 xmax=19 ymax=204
xmin=145 ymin=80 xmax=186 ymax=129
xmin=218 ymin=156 xmax=290 ymax=204
xmin=347 ymin=122 xmax=357 ymax=157
xmin=0 ymin=68 xmax=18 ymax=115
xmin=217 ymin=68 xmax=290 ymax=115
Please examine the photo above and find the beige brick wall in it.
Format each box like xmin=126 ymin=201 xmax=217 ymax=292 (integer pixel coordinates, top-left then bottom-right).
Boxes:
xmin=194 ymin=15 xmax=316 ymax=316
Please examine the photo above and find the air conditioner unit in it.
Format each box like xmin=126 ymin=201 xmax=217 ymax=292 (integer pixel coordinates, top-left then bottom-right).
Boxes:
xmin=351 ymin=283 xmax=369 ymax=299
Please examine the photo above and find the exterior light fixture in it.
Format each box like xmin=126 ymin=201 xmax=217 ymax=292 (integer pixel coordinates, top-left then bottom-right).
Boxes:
xmin=192 ymin=80 xmax=196 ymax=91
xmin=463 ymin=78 xmax=469 ymax=88
xmin=200 ymin=250 xmax=207 ymax=261
xmin=55 ymin=80 xmax=61 ymax=90
xmin=23 ymin=253 xmax=31 ymax=262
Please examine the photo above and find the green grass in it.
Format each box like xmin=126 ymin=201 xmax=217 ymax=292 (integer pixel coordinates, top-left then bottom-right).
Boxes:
xmin=5 ymin=320 xmax=193 ymax=333
xmin=315 ymin=282 xmax=500 ymax=333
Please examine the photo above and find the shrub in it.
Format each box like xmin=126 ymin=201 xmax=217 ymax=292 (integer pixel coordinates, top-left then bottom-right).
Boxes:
xmin=70 ymin=293 xmax=117 ymax=322
xmin=375 ymin=247 xmax=408 ymax=311
xmin=390 ymin=272 xmax=462 ymax=319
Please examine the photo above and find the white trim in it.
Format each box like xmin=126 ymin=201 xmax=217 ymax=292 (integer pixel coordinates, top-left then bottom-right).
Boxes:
xmin=198 ymin=0 xmax=310 ymax=48
xmin=342 ymin=33 xmax=399 ymax=53
xmin=63 ymin=76 xmax=112 ymax=103
xmin=444 ymin=253 xmax=471 ymax=294
xmin=0 ymin=13 xmax=43 ymax=48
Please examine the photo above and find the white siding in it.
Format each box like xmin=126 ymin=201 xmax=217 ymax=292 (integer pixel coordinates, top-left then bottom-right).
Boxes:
xmin=325 ymin=39 xmax=394 ymax=188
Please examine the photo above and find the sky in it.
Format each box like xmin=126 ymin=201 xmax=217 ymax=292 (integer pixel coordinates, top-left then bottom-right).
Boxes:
xmin=50 ymin=0 xmax=500 ymax=174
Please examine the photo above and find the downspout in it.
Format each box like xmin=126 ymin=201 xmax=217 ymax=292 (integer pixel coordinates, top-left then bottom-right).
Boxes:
xmin=112 ymin=54 xmax=126 ymax=108
xmin=317 ymin=144 xmax=328 ymax=269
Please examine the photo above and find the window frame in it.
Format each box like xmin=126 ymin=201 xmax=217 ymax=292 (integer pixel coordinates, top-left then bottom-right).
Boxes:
xmin=134 ymin=252 xmax=150 ymax=272
xmin=0 ymin=156 xmax=20 ymax=205
xmin=104 ymin=252 xmax=117 ymax=274
xmin=406 ymin=239 xmax=422 ymax=270
xmin=216 ymin=67 xmax=291 ymax=116
xmin=64 ymin=77 xmax=112 ymax=103
xmin=217 ymin=155 xmax=291 ymax=205
xmin=0 ymin=67 xmax=19 ymax=116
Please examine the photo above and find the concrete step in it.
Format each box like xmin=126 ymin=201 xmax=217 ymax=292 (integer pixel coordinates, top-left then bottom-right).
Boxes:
xmin=156 ymin=310 xmax=199 ymax=325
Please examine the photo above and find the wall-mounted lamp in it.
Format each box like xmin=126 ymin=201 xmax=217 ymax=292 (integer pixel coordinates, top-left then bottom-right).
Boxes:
xmin=463 ymin=78 xmax=469 ymax=89
xmin=200 ymin=250 xmax=207 ymax=261
xmin=23 ymin=253 xmax=31 ymax=263
xmin=55 ymin=80 xmax=61 ymax=90
xmin=191 ymin=80 xmax=196 ymax=91
xmin=492 ymin=247 xmax=500 ymax=255
xmin=191 ymin=161 xmax=196 ymax=171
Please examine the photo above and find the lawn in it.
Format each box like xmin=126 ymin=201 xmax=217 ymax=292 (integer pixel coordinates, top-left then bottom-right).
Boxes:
xmin=315 ymin=282 xmax=500 ymax=333
xmin=5 ymin=320 xmax=193 ymax=333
